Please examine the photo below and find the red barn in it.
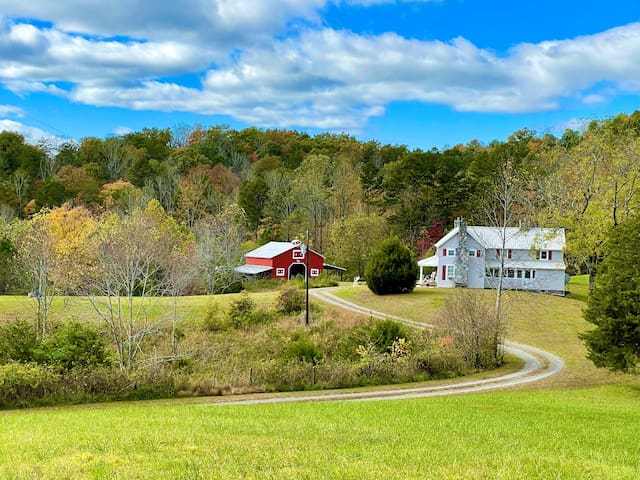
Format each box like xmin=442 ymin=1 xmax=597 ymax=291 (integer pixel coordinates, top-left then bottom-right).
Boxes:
xmin=236 ymin=240 xmax=326 ymax=280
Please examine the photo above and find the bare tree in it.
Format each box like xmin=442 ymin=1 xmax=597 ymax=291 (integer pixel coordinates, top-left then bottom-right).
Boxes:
xmin=166 ymin=242 xmax=198 ymax=358
xmin=196 ymin=205 xmax=246 ymax=294
xmin=478 ymin=160 xmax=528 ymax=328
xmin=438 ymin=289 xmax=505 ymax=369
xmin=85 ymin=201 xmax=184 ymax=371
xmin=37 ymin=138 xmax=60 ymax=178
xmin=11 ymin=170 xmax=29 ymax=218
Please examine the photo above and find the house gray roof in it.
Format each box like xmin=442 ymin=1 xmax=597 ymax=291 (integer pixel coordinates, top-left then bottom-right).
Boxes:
xmin=436 ymin=226 xmax=565 ymax=251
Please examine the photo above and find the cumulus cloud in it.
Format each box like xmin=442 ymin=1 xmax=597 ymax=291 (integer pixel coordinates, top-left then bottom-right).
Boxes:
xmin=0 ymin=118 xmax=66 ymax=144
xmin=1 ymin=1 xmax=640 ymax=132
xmin=0 ymin=1 xmax=324 ymax=45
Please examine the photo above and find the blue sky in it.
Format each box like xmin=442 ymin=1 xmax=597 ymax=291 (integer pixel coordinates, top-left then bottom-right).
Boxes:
xmin=1 ymin=0 xmax=640 ymax=150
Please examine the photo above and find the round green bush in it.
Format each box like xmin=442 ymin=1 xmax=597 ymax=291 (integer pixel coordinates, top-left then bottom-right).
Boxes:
xmin=365 ymin=237 xmax=418 ymax=295
xmin=283 ymin=338 xmax=322 ymax=364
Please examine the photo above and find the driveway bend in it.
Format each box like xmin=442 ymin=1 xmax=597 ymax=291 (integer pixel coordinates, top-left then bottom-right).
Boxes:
xmin=210 ymin=288 xmax=564 ymax=406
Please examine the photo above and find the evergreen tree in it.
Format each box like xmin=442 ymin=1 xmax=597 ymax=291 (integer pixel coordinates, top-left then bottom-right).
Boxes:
xmin=581 ymin=214 xmax=640 ymax=372
xmin=365 ymin=237 xmax=418 ymax=295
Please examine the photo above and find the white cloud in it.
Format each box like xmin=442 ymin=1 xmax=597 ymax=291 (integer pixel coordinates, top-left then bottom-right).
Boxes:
xmin=0 ymin=1 xmax=324 ymax=45
xmin=551 ymin=117 xmax=590 ymax=135
xmin=1 ymin=3 xmax=640 ymax=132
xmin=0 ymin=104 xmax=23 ymax=116
xmin=112 ymin=126 xmax=133 ymax=136
xmin=0 ymin=118 xmax=65 ymax=144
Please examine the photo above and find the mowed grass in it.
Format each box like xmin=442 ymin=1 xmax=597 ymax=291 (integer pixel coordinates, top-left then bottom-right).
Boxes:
xmin=0 ymin=386 xmax=638 ymax=479
xmin=1 ymin=277 xmax=639 ymax=479
xmin=0 ymin=292 xmax=278 ymax=327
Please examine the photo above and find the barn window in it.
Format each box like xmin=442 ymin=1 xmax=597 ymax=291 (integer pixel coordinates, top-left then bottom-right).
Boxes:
xmin=310 ymin=268 xmax=319 ymax=277
xmin=292 ymin=249 xmax=304 ymax=260
xmin=276 ymin=268 xmax=285 ymax=277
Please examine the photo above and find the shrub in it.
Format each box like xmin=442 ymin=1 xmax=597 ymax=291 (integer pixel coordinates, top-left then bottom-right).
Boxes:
xmin=365 ymin=237 xmax=418 ymax=295
xmin=0 ymin=320 xmax=39 ymax=363
xmin=202 ymin=301 xmax=227 ymax=332
xmin=40 ymin=322 xmax=112 ymax=370
xmin=370 ymin=319 xmax=411 ymax=353
xmin=335 ymin=319 xmax=410 ymax=359
xmin=283 ymin=338 xmax=322 ymax=364
xmin=276 ymin=286 xmax=306 ymax=315
xmin=227 ymin=291 xmax=274 ymax=329
xmin=0 ymin=362 xmax=61 ymax=408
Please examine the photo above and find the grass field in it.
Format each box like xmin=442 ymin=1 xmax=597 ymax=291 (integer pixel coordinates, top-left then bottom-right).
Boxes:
xmin=1 ymin=277 xmax=639 ymax=479
xmin=0 ymin=386 xmax=638 ymax=479
xmin=0 ymin=291 xmax=277 ymax=327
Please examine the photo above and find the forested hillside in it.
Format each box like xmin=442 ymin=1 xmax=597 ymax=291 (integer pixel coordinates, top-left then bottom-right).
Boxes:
xmin=1 ymin=111 xmax=640 ymax=293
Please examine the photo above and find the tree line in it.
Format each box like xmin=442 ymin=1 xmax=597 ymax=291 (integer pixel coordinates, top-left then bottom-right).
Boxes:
xmin=2 ymin=111 xmax=640 ymax=290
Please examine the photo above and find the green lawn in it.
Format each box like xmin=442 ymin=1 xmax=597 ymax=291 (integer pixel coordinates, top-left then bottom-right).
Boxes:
xmin=1 ymin=277 xmax=639 ymax=479
xmin=0 ymin=291 xmax=278 ymax=327
xmin=0 ymin=386 xmax=638 ymax=479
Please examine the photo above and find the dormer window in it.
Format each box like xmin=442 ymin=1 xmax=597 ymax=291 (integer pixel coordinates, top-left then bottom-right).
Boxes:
xmin=537 ymin=250 xmax=553 ymax=261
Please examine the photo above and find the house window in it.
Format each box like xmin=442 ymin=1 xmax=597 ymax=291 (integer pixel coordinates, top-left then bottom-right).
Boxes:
xmin=537 ymin=250 xmax=553 ymax=261
xmin=447 ymin=249 xmax=455 ymax=257
xmin=446 ymin=265 xmax=455 ymax=280
xmin=517 ymin=270 xmax=523 ymax=279
xmin=496 ymin=249 xmax=501 ymax=258
xmin=507 ymin=269 xmax=515 ymax=278
xmin=468 ymin=250 xmax=476 ymax=257
xmin=310 ymin=268 xmax=319 ymax=277
xmin=276 ymin=268 xmax=285 ymax=277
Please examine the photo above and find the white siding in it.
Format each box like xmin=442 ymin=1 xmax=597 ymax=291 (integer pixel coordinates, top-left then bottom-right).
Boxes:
xmin=435 ymin=229 xmax=566 ymax=294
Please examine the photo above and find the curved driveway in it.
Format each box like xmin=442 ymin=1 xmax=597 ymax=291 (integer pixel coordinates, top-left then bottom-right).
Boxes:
xmin=211 ymin=288 xmax=564 ymax=406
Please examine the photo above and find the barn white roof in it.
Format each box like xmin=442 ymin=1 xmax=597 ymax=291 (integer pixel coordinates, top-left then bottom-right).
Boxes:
xmin=245 ymin=241 xmax=296 ymax=259
xmin=245 ymin=241 xmax=324 ymax=259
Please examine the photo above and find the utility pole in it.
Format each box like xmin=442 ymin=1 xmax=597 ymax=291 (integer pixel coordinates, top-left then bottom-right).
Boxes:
xmin=305 ymin=230 xmax=310 ymax=326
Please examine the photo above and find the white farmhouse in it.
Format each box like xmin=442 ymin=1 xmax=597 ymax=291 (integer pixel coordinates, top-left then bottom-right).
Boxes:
xmin=419 ymin=218 xmax=566 ymax=294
